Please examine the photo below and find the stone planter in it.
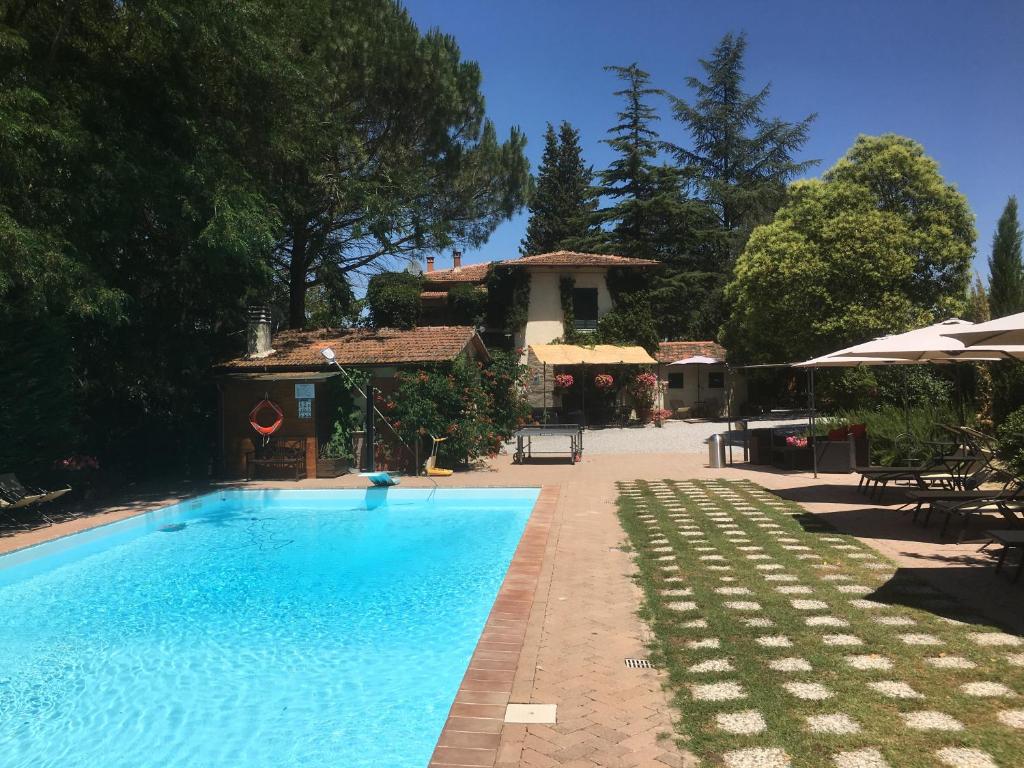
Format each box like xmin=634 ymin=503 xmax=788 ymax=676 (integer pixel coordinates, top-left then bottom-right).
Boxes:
xmin=316 ymin=457 xmax=349 ymax=478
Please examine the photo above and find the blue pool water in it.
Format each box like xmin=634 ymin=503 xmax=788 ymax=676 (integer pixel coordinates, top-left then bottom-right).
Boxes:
xmin=0 ymin=487 xmax=538 ymax=768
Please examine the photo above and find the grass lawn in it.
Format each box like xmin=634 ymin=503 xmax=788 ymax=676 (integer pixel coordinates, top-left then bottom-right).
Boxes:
xmin=617 ymin=478 xmax=1024 ymax=768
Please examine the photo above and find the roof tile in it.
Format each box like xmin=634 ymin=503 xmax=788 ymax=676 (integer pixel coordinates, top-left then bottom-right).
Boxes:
xmin=217 ymin=326 xmax=485 ymax=371
xmin=657 ymin=340 xmax=726 ymax=363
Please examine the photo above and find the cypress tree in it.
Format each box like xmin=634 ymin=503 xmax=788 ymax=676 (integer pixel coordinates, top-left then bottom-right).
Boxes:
xmin=987 ymin=196 xmax=1024 ymax=423
xmin=669 ymin=32 xmax=817 ymax=261
xmin=520 ymin=121 xmax=598 ymax=255
xmin=988 ymin=196 xmax=1024 ymax=318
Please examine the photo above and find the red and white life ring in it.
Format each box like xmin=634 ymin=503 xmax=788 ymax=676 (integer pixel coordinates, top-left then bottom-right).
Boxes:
xmin=249 ymin=399 xmax=284 ymax=436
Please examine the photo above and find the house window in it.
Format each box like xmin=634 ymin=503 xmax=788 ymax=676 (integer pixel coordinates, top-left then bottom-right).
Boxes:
xmin=708 ymin=371 xmax=725 ymax=389
xmin=572 ymin=288 xmax=599 ymax=331
xmin=667 ymin=373 xmax=685 ymax=389
xmin=297 ymin=399 xmax=313 ymax=419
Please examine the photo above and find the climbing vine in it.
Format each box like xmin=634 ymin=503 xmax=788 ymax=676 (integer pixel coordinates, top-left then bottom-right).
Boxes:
xmin=485 ymin=265 xmax=531 ymax=334
xmin=559 ymin=275 xmax=581 ymax=344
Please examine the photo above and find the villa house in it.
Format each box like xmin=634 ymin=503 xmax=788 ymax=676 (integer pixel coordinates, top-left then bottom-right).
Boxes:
xmin=421 ymin=250 xmax=660 ymax=417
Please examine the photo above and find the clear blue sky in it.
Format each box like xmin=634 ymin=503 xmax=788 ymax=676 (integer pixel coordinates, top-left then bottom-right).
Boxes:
xmin=404 ymin=0 xmax=1023 ymax=279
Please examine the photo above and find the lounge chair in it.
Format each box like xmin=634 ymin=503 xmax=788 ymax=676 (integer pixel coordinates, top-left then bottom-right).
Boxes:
xmin=856 ymin=452 xmax=984 ymax=500
xmin=930 ymin=494 xmax=1024 ymax=542
xmin=0 ymin=473 xmax=70 ymax=526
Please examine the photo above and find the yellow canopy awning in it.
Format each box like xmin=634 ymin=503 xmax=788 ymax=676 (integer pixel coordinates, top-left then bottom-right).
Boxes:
xmin=529 ymin=343 xmax=657 ymax=365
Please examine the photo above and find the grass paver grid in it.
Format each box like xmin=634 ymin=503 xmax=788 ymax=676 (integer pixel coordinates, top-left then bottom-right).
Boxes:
xmin=616 ymin=478 xmax=1024 ymax=768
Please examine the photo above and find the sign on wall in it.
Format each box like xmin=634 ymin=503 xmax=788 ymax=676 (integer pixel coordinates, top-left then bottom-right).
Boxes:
xmin=294 ymin=383 xmax=315 ymax=400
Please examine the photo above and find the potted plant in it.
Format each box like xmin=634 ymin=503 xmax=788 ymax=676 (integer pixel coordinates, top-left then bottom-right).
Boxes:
xmin=318 ymin=416 xmax=355 ymax=477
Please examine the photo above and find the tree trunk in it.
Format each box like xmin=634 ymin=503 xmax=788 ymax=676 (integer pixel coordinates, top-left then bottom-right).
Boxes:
xmin=288 ymin=226 xmax=308 ymax=328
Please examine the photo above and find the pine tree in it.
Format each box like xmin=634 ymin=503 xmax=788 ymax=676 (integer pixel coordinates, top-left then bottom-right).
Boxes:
xmin=988 ymin=196 xmax=1024 ymax=318
xmin=520 ymin=122 xmax=598 ymax=254
xmin=596 ymin=63 xmax=720 ymax=339
xmin=670 ymin=32 xmax=817 ymax=261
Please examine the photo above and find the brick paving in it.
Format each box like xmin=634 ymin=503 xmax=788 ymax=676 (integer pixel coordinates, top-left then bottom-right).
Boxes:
xmin=5 ymin=449 xmax=1024 ymax=766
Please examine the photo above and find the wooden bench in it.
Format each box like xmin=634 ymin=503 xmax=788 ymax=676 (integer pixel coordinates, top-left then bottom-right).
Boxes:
xmin=246 ymin=437 xmax=307 ymax=480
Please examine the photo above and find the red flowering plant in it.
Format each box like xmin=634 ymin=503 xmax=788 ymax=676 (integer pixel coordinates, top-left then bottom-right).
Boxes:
xmin=785 ymin=435 xmax=809 ymax=448
xmin=593 ymin=373 xmax=614 ymax=390
xmin=628 ymin=371 xmax=658 ymax=422
xmin=553 ymin=373 xmax=574 ymax=390
xmin=55 ymin=455 xmax=100 ymax=471
xmin=387 ymin=351 xmax=529 ymax=468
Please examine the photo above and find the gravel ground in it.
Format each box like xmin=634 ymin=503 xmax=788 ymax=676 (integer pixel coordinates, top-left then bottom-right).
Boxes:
xmin=508 ymin=418 xmax=807 ymax=455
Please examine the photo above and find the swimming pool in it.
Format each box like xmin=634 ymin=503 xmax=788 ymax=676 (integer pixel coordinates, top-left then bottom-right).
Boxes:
xmin=0 ymin=487 xmax=538 ymax=768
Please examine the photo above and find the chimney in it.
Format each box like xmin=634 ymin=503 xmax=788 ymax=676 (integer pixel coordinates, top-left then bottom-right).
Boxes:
xmin=453 ymin=249 xmax=462 ymax=269
xmin=426 ymin=255 xmax=435 ymax=272
xmin=246 ymin=305 xmax=275 ymax=359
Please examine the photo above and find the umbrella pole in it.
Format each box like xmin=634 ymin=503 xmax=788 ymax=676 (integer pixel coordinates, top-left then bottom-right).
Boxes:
xmin=543 ymin=362 xmax=547 ymax=424
xmin=581 ymin=365 xmax=586 ymax=428
xmin=809 ymin=367 xmax=818 ymax=479
xmin=902 ymin=365 xmax=911 ymax=463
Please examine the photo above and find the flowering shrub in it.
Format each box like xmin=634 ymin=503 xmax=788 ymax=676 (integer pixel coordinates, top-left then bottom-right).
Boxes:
xmin=653 ymin=408 xmax=673 ymax=425
xmin=55 ymin=455 xmax=100 ymax=471
xmin=785 ymin=435 xmax=809 ymax=448
xmin=554 ymin=373 xmax=574 ymax=390
xmin=387 ymin=352 xmax=529 ymax=468
xmin=628 ymin=371 xmax=658 ymax=422
xmin=593 ymin=373 xmax=614 ymax=390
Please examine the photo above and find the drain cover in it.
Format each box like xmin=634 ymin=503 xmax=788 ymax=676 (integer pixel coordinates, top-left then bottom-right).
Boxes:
xmin=625 ymin=658 xmax=653 ymax=669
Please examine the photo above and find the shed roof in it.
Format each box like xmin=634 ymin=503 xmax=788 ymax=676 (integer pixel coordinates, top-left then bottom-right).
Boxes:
xmin=216 ymin=326 xmax=487 ymax=373
xmin=656 ymin=341 xmax=727 ymax=364
xmin=530 ymin=344 xmax=657 ymax=365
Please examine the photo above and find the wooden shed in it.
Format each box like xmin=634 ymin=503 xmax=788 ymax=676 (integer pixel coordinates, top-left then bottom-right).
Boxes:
xmin=215 ymin=323 xmax=488 ymax=479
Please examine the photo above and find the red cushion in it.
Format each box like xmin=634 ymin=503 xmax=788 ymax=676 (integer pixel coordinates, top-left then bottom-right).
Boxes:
xmin=849 ymin=423 xmax=867 ymax=439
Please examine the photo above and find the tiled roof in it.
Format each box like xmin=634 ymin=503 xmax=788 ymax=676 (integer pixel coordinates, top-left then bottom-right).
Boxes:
xmin=216 ymin=326 xmax=486 ymax=371
xmin=420 ymin=291 xmax=448 ymax=300
xmin=656 ymin=340 xmax=727 ymax=364
xmin=501 ymin=251 xmax=658 ymax=268
xmin=422 ymin=261 xmax=491 ymax=285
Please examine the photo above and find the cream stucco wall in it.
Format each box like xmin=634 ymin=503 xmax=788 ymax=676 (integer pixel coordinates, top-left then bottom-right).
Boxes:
xmin=659 ymin=365 xmax=747 ymax=418
xmin=516 ymin=268 xmax=613 ymax=353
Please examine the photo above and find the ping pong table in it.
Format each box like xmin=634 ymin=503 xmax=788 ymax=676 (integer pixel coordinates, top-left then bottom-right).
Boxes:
xmin=513 ymin=424 xmax=583 ymax=464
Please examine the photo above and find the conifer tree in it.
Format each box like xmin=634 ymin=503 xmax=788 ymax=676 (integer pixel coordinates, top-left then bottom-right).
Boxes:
xmin=987 ymin=196 xmax=1024 ymax=423
xmin=988 ymin=196 xmax=1024 ymax=318
xmin=520 ymin=122 xmax=598 ymax=254
xmin=669 ymin=32 xmax=817 ymax=261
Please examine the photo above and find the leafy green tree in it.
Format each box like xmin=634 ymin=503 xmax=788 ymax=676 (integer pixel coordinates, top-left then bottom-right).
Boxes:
xmin=988 ymin=196 xmax=1024 ymax=318
xmin=724 ymin=134 xmax=975 ymax=363
xmin=365 ymin=271 xmax=423 ymax=329
xmin=521 ymin=122 xmax=599 ymax=254
xmin=669 ymin=32 xmax=817 ymax=259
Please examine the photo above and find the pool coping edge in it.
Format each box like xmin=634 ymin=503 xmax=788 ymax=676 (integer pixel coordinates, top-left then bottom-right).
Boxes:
xmin=428 ymin=484 xmax=559 ymax=768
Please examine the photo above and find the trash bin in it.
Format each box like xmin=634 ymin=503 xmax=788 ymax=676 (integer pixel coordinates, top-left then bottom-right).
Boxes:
xmin=708 ymin=433 xmax=726 ymax=468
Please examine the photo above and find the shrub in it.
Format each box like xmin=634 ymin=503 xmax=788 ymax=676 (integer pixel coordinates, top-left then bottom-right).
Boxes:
xmin=628 ymin=371 xmax=658 ymax=422
xmin=365 ymin=271 xmax=422 ymax=329
xmin=447 ymin=283 xmax=486 ymax=326
xmin=387 ymin=352 xmax=529 ymax=468
xmin=819 ymin=405 xmax=962 ymax=466
xmin=997 ymin=406 xmax=1024 ymax=478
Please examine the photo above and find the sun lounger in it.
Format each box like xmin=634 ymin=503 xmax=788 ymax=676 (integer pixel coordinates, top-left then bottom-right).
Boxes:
xmin=930 ymin=495 xmax=1024 ymax=542
xmin=856 ymin=452 xmax=986 ymax=500
xmin=0 ymin=473 xmax=71 ymax=526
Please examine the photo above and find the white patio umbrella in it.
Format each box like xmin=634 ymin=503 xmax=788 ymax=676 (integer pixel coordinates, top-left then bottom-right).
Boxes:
xmin=833 ymin=318 xmax=1004 ymax=362
xmin=668 ymin=355 xmax=724 ymax=413
xmin=940 ymin=311 xmax=1024 ymax=349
